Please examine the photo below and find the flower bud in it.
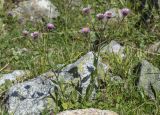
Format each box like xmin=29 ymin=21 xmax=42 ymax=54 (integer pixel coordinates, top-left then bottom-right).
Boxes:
xmin=47 ymin=23 xmax=55 ymax=30
xmin=96 ymin=13 xmax=104 ymax=20
xmin=121 ymin=8 xmax=130 ymax=17
xmin=81 ymin=27 xmax=90 ymax=34
xmin=31 ymin=32 xmax=39 ymax=39
xmin=82 ymin=7 xmax=91 ymax=15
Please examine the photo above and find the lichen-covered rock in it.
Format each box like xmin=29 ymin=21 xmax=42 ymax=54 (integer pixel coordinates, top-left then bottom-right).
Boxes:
xmin=57 ymin=108 xmax=118 ymax=115
xmin=5 ymin=52 xmax=108 ymax=115
xmin=137 ymin=60 xmax=160 ymax=99
xmin=100 ymin=40 xmax=125 ymax=58
xmin=10 ymin=0 xmax=59 ymax=22
xmin=5 ymin=76 xmax=56 ymax=115
xmin=56 ymin=52 xmax=108 ymax=96
xmin=0 ymin=70 xmax=30 ymax=86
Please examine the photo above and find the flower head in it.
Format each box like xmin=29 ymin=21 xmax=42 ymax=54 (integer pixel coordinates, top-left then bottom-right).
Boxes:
xmin=82 ymin=7 xmax=91 ymax=15
xmin=47 ymin=23 xmax=55 ymax=30
xmin=121 ymin=8 xmax=130 ymax=17
xmin=104 ymin=11 xmax=113 ymax=19
xmin=7 ymin=11 xmax=13 ymax=17
xmin=81 ymin=27 xmax=90 ymax=34
xmin=31 ymin=32 xmax=39 ymax=39
xmin=22 ymin=30 xmax=29 ymax=37
xmin=96 ymin=13 xmax=104 ymax=20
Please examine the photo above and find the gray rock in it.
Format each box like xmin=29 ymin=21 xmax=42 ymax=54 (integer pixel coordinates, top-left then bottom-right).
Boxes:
xmin=5 ymin=52 xmax=108 ymax=115
xmin=10 ymin=0 xmax=59 ymax=22
xmin=137 ymin=60 xmax=160 ymax=99
xmin=0 ymin=70 xmax=30 ymax=86
xmin=57 ymin=52 xmax=108 ymax=96
xmin=148 ymin=41 xmax=160 ymax=53
xmin=5 ymin=75 xmax=56 ymax=115
xmin=111 ymin=76 xmax=123 ymax=84
xmin=57 ymin=108 xmax=118 ymax=115
xmin=100 ymin=40 xmax=125 ymax=58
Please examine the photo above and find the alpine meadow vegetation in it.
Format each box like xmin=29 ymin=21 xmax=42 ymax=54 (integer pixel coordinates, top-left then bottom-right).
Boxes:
xmin=0 ymin=0 xmax=160 ymax=115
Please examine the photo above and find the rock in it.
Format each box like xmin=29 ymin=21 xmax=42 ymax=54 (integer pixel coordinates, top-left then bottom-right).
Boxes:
xmin=137 ymin=60 xmax=160 ymax=99
xmin=111 ymin=76 xmax=123 ymax=84
xmin=0 ymin=70 xmax=30 ymax=86
xmin=57 ymin=52 xmax=108 ymax=96
xmin=100 ymin=40 xmax=125 ymax=58
xmin=5 ymin=75 xmax=56 ymax=115
xmin=148 ymin=41 xmax=160 ymax=53
xmin=10 ymin=0 xmax=59 ymax=22
xmin=5 ymin=52 xmax=108 ymax=115
xmin=57 ymin=108 xmax=118 ymax=115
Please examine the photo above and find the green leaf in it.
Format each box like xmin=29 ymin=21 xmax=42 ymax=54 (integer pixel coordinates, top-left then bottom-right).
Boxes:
xmin=62 ymin=102 xmax=68 ymax=110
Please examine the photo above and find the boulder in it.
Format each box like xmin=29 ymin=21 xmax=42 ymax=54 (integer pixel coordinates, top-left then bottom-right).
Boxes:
xmin=5 ymin=75 xmax=55 ymax=115
xmin=57 ymin=52 xmax=108 ymax=96
xmin=57 ymin=108 xmax=118 ymax=115
xmin=0 ymin=70 xmax=30 ymax=86
xmin=100 ymin=40 xmax=125 ymax=58
xmin=137 ymin=60 xmax=160 ymax=99
xmin=5 ymin=52 xmax=108 ymax=115
xmin=8 ymin=0 xmax=59 ymax=22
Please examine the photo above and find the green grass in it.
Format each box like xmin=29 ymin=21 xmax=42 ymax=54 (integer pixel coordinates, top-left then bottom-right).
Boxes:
xmin=0 ymin=0 xmax=160 ymax=114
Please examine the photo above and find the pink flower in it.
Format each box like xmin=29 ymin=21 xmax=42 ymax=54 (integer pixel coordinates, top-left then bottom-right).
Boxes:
xmin=31 ymin=32 xmax=39 ymax=39
xmin=121 ymin=8 xmax=130 ymax=17
xmin=104 ymin=11 xmax=113 ymax=19
xmin=47 ymin=23 xmax=55 ymax=30
xmin=82 ymin=7 xmax=91 ymax=15
xmin=96 ymin=13 xmax=104 ymax=20
xmin=81 ymin=27 xmax=90 ymax=34
xmin=22 ymin=30 xmax=29 ymax=36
